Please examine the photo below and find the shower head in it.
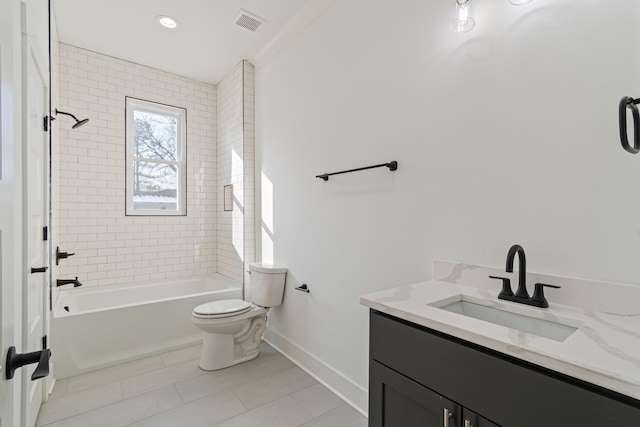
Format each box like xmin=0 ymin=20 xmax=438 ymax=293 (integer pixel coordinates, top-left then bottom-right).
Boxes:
xmin=55 ymin=108 xmax=90 ymax=129
xmin=72 ymin=118 xmax=90 ymax=129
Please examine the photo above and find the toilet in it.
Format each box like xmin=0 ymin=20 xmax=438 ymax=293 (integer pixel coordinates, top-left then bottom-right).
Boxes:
xmin=191 ymin=263 xmax=287 ymax=371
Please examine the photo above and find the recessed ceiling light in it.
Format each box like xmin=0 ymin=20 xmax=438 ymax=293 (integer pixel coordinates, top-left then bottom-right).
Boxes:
xmin=156 ymin=15 xmax=178 ymax=29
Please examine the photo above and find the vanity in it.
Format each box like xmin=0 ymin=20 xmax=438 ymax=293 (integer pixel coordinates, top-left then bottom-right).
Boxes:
xmin=360 ymin=261 xmax=640 ymax=427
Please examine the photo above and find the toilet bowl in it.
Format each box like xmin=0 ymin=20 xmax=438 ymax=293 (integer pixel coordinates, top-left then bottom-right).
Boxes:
xmin=192 ymin=263 xmax=287 ymax=370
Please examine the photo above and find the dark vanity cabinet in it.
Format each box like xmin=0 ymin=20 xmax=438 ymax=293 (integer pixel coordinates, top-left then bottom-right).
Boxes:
xmin=369 ymin=310 xmax=640 ymax=427
xmin=371 ymin=360 xmax=498 ymax=427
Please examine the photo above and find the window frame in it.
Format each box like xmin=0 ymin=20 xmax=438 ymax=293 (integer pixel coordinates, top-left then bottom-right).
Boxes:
xmin=125 ymin=97 xmax=187 ymax=216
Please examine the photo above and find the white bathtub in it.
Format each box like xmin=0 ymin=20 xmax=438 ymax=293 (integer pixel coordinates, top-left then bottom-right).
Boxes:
xmin=52 ymin=274 xmax=242 ymax=379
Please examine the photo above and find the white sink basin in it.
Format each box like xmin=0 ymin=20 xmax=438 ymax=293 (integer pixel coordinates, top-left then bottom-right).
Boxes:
xmin=431 ymin=296 xmax=582 ymax=342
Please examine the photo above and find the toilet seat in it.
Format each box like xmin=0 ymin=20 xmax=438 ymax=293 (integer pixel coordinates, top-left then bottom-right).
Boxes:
xmin=193 ymin=299 xmax=252 ymax=318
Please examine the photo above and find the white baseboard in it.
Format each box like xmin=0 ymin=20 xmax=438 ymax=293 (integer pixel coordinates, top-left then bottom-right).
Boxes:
xmin=263 ymin=327 xmax=368 ymax=418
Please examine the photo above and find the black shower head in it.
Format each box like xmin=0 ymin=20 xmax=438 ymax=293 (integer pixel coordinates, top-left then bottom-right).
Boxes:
xmin=55 ymin=108 xmax=90 ymax=129
xmin=72 ymin=118 xmax=90 ymax=129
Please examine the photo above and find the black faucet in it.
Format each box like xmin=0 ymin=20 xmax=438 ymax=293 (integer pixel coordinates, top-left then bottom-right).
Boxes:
xmin=489 ymin=244 xmax=560 ymax=308
xmin=506 ymin=244 xmax=529 ymax=299
xmin=56 ymin=277 xmax=82 ymax=287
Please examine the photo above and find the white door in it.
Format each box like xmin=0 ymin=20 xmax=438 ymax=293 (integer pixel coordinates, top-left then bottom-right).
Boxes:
xmin=0 ymin=0 xmax=24 ymax=425
xmin=22 ymin=24 xmax=49 ymax=427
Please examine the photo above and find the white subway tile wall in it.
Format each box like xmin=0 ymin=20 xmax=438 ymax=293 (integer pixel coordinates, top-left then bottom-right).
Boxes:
xmin=51 ymin=35 xmax=62 ymax=298
xmin=57 ymin=43 xmax=218 ymax=286
xmin=216 ymin=61 xmax=256 ymax=289
xmin=243 ymin=62 xmax=256 ymax=295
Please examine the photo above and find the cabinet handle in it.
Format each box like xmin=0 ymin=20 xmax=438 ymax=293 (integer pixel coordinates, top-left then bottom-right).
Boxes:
xmin=465 ymin=420 xmax=473 ymax=427
xmin=443 ymin=408 xmax=453 ymax=427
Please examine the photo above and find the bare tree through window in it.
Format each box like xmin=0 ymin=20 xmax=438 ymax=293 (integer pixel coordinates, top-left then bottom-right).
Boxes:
xmin=126 ymin=98 xmax=186 ymax=215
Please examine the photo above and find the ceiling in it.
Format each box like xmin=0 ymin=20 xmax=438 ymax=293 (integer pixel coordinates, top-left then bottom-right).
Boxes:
xmin=52 ymin=0 xmax=313 ymax=84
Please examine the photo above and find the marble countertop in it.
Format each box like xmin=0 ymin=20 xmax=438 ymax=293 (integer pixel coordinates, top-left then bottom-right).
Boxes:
xmin=360 ymin=272 xmax=640 ymax=401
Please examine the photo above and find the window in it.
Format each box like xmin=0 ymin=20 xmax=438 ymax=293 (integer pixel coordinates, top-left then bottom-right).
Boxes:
xmin=126 ymin=97 xmax=186 ymax=215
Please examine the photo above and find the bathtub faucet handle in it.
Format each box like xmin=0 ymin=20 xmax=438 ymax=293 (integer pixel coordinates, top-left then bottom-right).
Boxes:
xmin=56 ymin=246 xmax=76 ymax=266
xmin=56 ymin=277 xmax=83 ymax=288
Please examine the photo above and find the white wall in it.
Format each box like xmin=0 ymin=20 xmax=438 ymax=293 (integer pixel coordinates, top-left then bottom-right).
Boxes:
xmin=56 ymin=44 xmax=218 ymax=286
xmin=255 ymin=0 xmax=640 ymax=413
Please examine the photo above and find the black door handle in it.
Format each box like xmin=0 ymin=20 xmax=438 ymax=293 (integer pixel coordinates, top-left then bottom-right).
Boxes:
xmin=5 ymin=346 xmax=51 ymax=380
xmin=30 ymin=266 xmax=48 ymax=274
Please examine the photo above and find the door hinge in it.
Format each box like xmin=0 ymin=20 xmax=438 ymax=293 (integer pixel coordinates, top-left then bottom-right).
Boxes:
xmin=43 ymin=226 xmax=48 ymax=241
xmin=42 ymin=335 xmax=47 ymax=349
xmin=43 ymin=115 xmax=49 ymax=132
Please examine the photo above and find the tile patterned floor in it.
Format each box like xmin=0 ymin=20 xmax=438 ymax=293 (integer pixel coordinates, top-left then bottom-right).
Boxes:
xmin=37 ymin=343 xmax=367 ymax=427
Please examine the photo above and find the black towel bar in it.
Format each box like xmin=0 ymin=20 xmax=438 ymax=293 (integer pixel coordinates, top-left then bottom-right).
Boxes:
xmin=316 ymin=161 xmax=398 ymax=181
xmin=620 ymin=96 xmax=640 ymax=154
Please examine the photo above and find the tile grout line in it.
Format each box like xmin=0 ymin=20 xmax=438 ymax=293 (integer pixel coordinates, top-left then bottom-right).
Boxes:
xmin=297 ymin=404 xmax=348 ymax=427
xmin=120 ymin=384 xmax=188 ymax=427
xmin=230 ymin=388 xmax=249 ymax=415
xmin=38 ymin=382 xmax=126 ymax=427
xmin=62 ymin=355 xmax=168 ymax=398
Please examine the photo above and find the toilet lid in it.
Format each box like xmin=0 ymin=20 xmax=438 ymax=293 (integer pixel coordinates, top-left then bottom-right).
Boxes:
xmin=193 ymin=299 xmax=252 ymax=317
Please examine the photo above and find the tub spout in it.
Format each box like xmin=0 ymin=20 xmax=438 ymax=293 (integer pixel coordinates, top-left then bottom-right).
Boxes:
xmin=56 ymin=277 xmax=82 ymax=287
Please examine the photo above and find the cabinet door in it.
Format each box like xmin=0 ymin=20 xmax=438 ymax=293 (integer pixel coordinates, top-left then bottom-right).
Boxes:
xmin=462 ymin=408 xmax=500 ymax=427
xmin=370 ymin=360 xmax=460 ymax=427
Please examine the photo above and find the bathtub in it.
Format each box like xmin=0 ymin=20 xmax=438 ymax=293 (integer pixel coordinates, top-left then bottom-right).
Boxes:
xmin=52 ymin=274 xmax=242 ymax=379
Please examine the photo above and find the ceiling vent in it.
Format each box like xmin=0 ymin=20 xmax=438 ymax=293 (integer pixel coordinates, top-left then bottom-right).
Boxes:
xmin=234 ymin=9 xmax=266 ymax=32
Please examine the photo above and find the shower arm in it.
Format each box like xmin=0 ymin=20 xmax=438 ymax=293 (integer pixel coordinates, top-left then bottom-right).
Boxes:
xmin=52 ymin=108 xmax=90 ymax=129
xmin=55 ymin=109 xmax=80 ymax=121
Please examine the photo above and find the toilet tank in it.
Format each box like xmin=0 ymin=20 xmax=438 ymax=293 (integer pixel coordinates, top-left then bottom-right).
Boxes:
xmin=249 ymin=263 xmax=287 ymax=307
